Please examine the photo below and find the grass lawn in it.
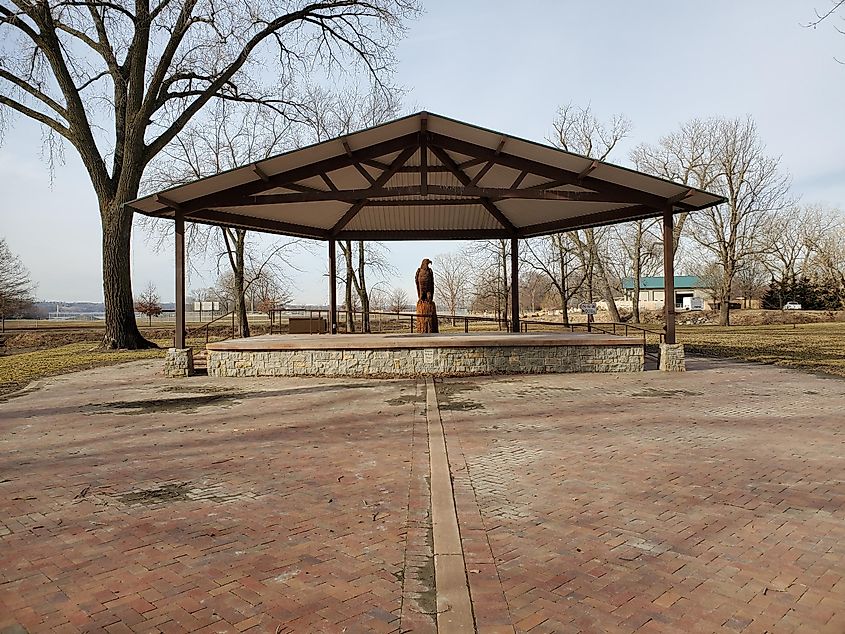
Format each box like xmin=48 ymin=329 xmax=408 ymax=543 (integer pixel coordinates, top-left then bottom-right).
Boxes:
xmin=679 ymin=322 xmax=845 ymax=378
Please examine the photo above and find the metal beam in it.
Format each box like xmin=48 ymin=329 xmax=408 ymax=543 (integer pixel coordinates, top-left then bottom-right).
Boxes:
xmin=663 ymin=206 xmax=676 ymax=345
xmin=420 ymin=115 xmax=428 ymax=196
xmin=174 ymin=212 xmax=186 ymax=349
xmin=328 ymin=239 xmax=337 ymax=334
xmin=160 ymin=133 xmax=419 ymax=217
xmin=223 ymin=184 xmax=650 ymax=206
xmin=330 ymin=144 xmax=417 ymax=236
xmin=518 ymin=205 xmax=662 ymax=237
xmin=188 ymin=209 xmax=328 ymax=239
xmin=320 ymin=172 xmax=339 ymax=192
xmin=511 ymin=237 xmax=520 ymax=333
xmin=251 ymin=163 xmax=270 ymax=182
xmin=157 ymin=194 xmax=182 ymax=211
xmin=429 ymin=145 xmax=517 ymax=236
xmin=343 ymin=140 xmax=377 ymax=185
xmin=365 ymin=199 xmax=482 ymax=207
xmin=337 ymin=228 xmax=513 ymax=241
xmin=428 ymin=132 xmax=694 ymax=213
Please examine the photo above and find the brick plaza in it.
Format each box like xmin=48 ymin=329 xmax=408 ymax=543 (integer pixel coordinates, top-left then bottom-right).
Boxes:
xmin=1 ymin=357 xmax=844 ymax=632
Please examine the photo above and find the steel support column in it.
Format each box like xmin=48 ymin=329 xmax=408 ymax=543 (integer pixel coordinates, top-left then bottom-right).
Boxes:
xmin=663 ymin=206 xmax=676 ymax=345
xmin=328 ymin=239 xmax=338 ymax=334
xmin=510 ymin=237 xmax=520 ymax=333
xmin=175 ymin=212 xmax=186 ymax=349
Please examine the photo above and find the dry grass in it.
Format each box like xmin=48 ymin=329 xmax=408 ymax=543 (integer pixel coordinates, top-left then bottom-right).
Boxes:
xmin=3 ymin=321 xmax=844 ymax=398
xmin=0 ymin=341 xmax=167 ymax=397
xmin=679 ymin=322 xmax=845 ymax=378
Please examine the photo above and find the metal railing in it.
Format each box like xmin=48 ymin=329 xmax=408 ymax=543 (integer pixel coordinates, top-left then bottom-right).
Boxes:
xmin=269 ymin=308 xmax=513 ymax=334
xmin=519 ymin=319 xmax=665 ymax=347
xmin=184 ymin=311 xmax=236 ymax=345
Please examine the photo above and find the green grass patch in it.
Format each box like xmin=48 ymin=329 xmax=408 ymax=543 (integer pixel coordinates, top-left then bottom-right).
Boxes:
xmin=679 ymin=322 xmax=845 ymax=378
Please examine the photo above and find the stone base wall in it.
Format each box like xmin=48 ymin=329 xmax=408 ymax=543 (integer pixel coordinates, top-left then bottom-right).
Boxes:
xmin=207 ymin=344 xmax=643 ymax=378
xmin=659 ymin=343 xmax=686 ymax=372
xmin=164 ymin=348 xmax=194 ymax=377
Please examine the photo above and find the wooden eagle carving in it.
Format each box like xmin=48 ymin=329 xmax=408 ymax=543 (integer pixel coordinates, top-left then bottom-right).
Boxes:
xmin=415 ymin=258 xmax=434 ymax=302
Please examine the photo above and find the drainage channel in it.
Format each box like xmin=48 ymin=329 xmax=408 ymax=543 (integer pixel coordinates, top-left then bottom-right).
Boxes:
xmin=425 ymin=378 xmax=475 ymax=633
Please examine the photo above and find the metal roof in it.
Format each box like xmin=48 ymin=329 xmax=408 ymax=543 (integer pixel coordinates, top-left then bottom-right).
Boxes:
xmin=622 ymin=276 xmax=702 ymax=290
xmin=127 ymin=112 xmax=726 ymax=241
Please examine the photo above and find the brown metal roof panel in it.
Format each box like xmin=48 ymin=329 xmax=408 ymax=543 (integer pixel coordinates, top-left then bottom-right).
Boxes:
xmin=210 ymin=201 xmax=348 ymax=230
xmin=346 ymin=205 xmax=500 ymax=232
xmin=497 ymin=199 xmax=631 ymax=228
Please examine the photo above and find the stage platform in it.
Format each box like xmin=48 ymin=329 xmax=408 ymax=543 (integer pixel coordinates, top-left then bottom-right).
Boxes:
xmin=206 ymin=332 xmax=644 ymax=377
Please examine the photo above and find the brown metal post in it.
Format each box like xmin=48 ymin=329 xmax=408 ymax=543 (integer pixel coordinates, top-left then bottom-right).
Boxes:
xmin=663 ymin=205 xmax=676 ymax=345
xmin=175 ymin=212 xmax=186 ymax=349
xmin=510 ymin=237 xmax=520 ymax=333
xmin=328 ymin=239 xmax=337 ymax=334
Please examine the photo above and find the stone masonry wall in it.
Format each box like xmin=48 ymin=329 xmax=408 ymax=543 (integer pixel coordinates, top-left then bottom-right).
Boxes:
xmin=207 ymin=344 xmax=643 ymax=378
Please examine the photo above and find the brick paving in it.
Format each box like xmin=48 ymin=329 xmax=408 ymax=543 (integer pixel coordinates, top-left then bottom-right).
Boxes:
xmin=439 ymin=358 xmax=845 ymax=633
xmin=0 ymin=361 xmax=435 ymax=633
xmin=2 ymin=356 xmax=845 ymax=632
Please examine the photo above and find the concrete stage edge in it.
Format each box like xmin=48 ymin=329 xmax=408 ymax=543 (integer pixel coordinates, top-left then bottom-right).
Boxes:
xmin=206 ymin=332 xmax=644 ymax=377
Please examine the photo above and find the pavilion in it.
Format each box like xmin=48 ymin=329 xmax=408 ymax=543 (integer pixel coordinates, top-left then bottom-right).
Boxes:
xmin=127 ymin=112 xmax=724 ymax=374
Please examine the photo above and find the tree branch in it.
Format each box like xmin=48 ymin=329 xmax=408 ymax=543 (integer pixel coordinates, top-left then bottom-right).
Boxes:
xmin=0 ymin=68 xmax=68 ymax=117
xmin=0 ymin=93 xmax=70 ymax=138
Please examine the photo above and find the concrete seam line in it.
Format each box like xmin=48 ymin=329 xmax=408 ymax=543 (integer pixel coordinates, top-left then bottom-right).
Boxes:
xmin=426 ymin=377 xmax=475 ymax=633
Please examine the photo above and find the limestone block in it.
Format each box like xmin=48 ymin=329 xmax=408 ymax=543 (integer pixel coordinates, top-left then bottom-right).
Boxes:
xmin=659 ymin=343 xmax=686 ymax=372
xmin=164 ymin=348 xmax=194 ymax=378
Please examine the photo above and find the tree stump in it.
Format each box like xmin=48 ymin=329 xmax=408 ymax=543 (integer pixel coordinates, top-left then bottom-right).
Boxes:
xmin=416 ymin=299 xmax=439 ymax=333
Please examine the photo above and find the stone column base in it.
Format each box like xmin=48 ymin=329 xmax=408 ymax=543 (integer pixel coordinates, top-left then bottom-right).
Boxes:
xmin=164 ymin=348 xmax=194 ymax=377
xmin=659 ymin=343 xmax=686 ymax=372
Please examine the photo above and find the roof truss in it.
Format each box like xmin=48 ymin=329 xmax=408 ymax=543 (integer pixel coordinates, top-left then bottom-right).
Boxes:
xmin=133 ymin=113 xmax=721 ymax=241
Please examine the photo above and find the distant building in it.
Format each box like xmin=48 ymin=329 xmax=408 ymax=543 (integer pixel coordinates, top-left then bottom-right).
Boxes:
xmin=620 ymin=276 xmax=713 ymax=310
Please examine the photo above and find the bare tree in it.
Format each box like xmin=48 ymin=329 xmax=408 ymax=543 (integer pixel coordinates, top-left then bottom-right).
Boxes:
xmin=522 ymin=234 xmax=584 ymax=325
xmin=687 ymin=117 xmax=791 ymax=325
xmin=298 ymin=85 xmax=401 ymax=332
xmin=0 ymin=0 xmax=418 ymax=348
xmin=0 ymin=237 xmax=36 ymax=330
xmin=550 ymin=103 xmax=631 ymax=321
xmin=805 ymin=209 xmax=845 ymax=308
xmin=805 ymin=2 xmax=845 ymax=63
xmin=467 ymin=239 xmax=511 ymax=325
xmin=146 ymin=100 xmax=300 ymax=337
xmin=519 ymin=270 xmax=550 ymax=313
xmin=610 ymin=219 xmax=661 ymax=323
xmin=435 ymin=251 xmax=471 ymax=324
xmin=760 ymin=203 xmax=836 ymax=281
xmin=388 ymin=287 xmax=408 ymax=313
xmin=631 ymin=119 xmax=719 ymax=255
xmin=134 ymin=282 xmax=162 ymax=326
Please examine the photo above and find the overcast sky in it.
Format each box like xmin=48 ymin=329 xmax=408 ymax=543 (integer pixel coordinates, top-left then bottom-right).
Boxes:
xmin=2 ymin=0 xmax=844 ymax=303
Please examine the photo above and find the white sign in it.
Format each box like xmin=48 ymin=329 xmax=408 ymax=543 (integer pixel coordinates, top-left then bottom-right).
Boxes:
xmin=579 ymin=302 xmax=598 ymax=315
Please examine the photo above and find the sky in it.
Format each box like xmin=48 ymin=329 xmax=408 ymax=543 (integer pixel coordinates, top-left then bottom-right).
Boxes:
xmin=2 ymin=0 xmax=844 ymax=304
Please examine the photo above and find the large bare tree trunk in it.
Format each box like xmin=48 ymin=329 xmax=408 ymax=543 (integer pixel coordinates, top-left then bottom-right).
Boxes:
xmin=234 ymin=231 xmax=250 ymax=338
xmin=100 ymin=195 xmax=154 ymax=349
xmin=343 ymin=241 xmax=355 ymax=333
xmin=632 ymin=231 xmax=643 ymax=324
xmin=585 ymin=229 xmax=621 ymax=322
xmin=557 ymin=250 xmax=570 ymax=327
xmin=356 ymin=241 xmax=370 ymax=333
